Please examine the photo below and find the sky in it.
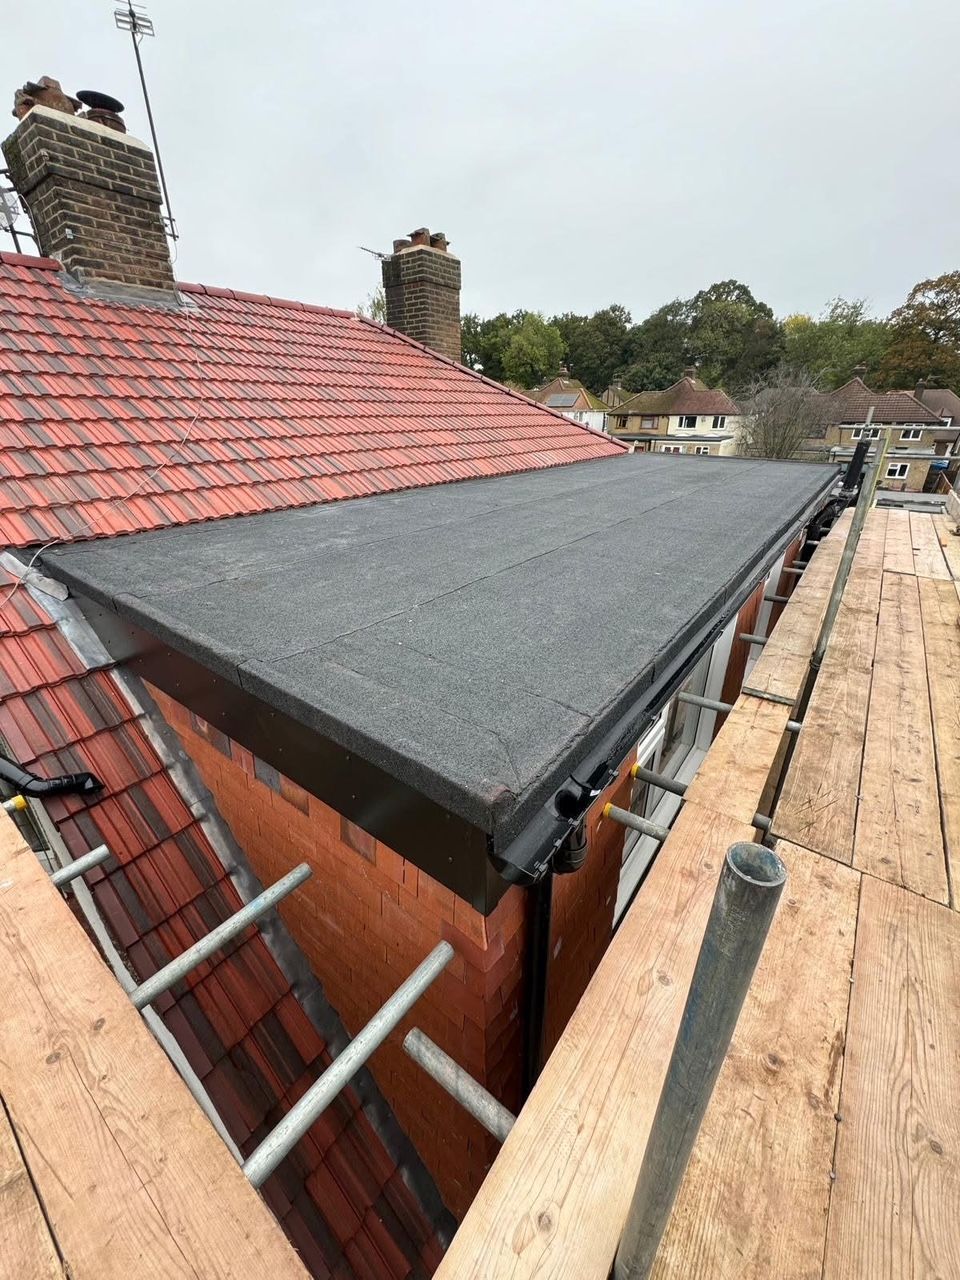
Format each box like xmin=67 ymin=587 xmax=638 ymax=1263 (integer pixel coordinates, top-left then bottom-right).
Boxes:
xmin=3 ymin=0 xmax=958 ymax=324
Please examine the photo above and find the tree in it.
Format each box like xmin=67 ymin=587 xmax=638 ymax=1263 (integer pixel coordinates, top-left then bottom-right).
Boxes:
xmin=783 ymin=298 xmax=889 ymax=388
xmin=620 ymin=301 xmax=689 ymax=391
xmin=686 ymin=280 xmax=784 ymax=388
xmin=357 ymin=285 xmax=386 ymax=323
xmin=550 ymin=305 xmax=633 ymax=394
xmin=737 ymin=365 xmax=826 ymax=460
xmin=878 ymin=271 xmax=960 ymax=389
xmin=500 ymin=313 xmax=565 ymax=388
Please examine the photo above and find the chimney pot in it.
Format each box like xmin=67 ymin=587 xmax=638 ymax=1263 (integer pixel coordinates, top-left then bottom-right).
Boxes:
xmin=409 ymin=227 xmax=431 ymax=247
xmin=12 ymin=76 xmax=81 ymax=120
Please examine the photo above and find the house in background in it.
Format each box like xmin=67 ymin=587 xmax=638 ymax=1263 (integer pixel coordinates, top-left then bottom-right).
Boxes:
xmin=605 ymin=370 xmax=743 ymax=456
xmin=913 ymin=382 xmax=960 ymax=490
xmin=799 ymin=370 xmax=956 ymax=493
xmin=527 ymin=372 xmax=607 ymax=432
xmin=601 ymin=378 xmax=633 ymax=409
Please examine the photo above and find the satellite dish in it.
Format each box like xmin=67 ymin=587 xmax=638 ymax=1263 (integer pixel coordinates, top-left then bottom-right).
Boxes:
xmin=0 ymin=190 xmax=20 ymax=230
xmin=77 ymin=89 xmax=125 ymax=114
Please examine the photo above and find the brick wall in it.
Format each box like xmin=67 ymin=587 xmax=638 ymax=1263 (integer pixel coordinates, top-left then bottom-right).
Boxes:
xmin=382 ymin=245 xmax=461 ymax=363
xmin=2 ymin=106 xmax=175 ymax=294
xmin=150 ymin=684 xmax=524 ymax=1218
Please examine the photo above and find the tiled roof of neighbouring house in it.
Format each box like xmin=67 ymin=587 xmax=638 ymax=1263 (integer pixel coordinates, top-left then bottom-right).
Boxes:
xmin=0 ymin=560 xmax=448 ymax=1277
xmin=0 ymin=251 xmax=623 ymax=547
xmin=818 ymin=377 xmax=942 ymax=425
xmin=609 ymin=376 xmax=741 ymax=419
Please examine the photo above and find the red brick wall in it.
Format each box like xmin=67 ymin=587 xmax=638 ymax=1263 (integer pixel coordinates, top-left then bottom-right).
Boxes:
xmin=150 ymin=685 xmax=524 ymax=1219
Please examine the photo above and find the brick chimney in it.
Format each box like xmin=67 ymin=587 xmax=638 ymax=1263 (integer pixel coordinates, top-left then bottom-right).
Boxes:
xmin=3 ymin=82 xmax=176 ymax=298
xmin=381 ymin=228 xmax=461 ymax=363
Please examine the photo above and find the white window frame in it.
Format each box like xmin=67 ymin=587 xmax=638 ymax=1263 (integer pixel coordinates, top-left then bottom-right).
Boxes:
xmin=711 ymin=415 xmax=726 ymax=430
xmin=850 ymin=426 xmax=882 ymax=440
xmin=886 ymin=462 xmax=910 ymax=479
xmin=614 ymin=617 xmax=737 ymax=922
xmin=677 ymin=415 xmax=697 ymax=431
xmin=694 ymin=445 xmax=710 ymax=455
xmin=899 ymin=427 xmax=922 ymax=441
xmin=661 ymin=444 xmax=683 ymax=453
xmin=640 ymin=416 xmax=656 ymax=429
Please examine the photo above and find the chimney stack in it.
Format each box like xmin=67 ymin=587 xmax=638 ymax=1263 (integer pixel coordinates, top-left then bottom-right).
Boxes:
xmin=852 ymin=364 xmax=867 ymax=380
xmin=381 ymin=228 xmax=461 ymax=363
xmin=915 ymin=379 xmax=927 ymax=399
xmin=682 ymin=365 xmax=698 ymax=380
xmin=3 ymin=76 xmax=176 ymax=298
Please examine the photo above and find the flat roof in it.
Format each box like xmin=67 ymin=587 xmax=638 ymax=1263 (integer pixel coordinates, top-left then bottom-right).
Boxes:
xmin=46 ymin=454 xmax=836 ymax=868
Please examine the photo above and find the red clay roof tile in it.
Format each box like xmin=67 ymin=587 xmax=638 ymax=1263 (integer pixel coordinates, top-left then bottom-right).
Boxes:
xmin=0 ymin=255 xmax=622 ymax=547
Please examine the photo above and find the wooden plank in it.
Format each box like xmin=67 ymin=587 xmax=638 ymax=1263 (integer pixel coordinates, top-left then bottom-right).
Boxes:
xmin=650 ymin=843 xmax=859 ymax=1280
xmin=774 ymin=661 xmax=872 ymax=864
xmin=823 ymin=876 xmax=960 ymax=1280
xmin=910 ymin=512 xmax=951 ymax=580
xmin=854 ymin=572 xmax=948 ymax=903
xmin=0 ymin=1102 xmax=64 ymax=1280
xmin=932 ymin=513 xmax=960 ymax=580
xmin=918 ymin=576 xmax=960 ymax=908
xmin=434 ymin=803 xmax=756 ymax=1280
xmin=684 ymin=696 xmax=790 ymax=826
xmin=0 ymin=818 xmax=310 ymax=1280
xmin=883 ymin=509 xmax=915 ymax=575
xmin=772 ymin=519 xmax=884 ymax=863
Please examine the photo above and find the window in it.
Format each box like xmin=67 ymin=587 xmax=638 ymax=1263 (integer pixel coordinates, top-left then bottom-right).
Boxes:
xmin=661 ymin=444 xmax=683 ymax=453
xmin=712 ymin=415 xmax=726 ymax=430
xmin=899 ymin=427 xmax=922 ymax=441
xmin=886 ymin=462 xmax=910 ymax=479
xmin=850 ymin=426 xmax=882 ymax=440
xmin=640 ymin=416 xmax=656 ymax=429
xmin=678 ymin=415 xmax=697 ymax=430
xmin=694 ymin=445 xmax=710 ymax=455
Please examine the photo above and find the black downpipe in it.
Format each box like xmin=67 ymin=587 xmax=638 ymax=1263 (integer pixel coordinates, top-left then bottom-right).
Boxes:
xmin=0 ymin=754 xmax=103 ymax=798
xmin=522 ymin=871 xmax=554 ymax=1100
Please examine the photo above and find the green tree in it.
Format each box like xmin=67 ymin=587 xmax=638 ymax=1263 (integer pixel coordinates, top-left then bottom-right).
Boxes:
xmin=620 ymin=301 xmax=689 ymax=391
xmin=686 ymin=280 xmax=784 ymax=388
xmin=500 ymin=313 xmax=565 ymax=388
xmin=550 ymin=305 xmax=633 ymax=394
xmin=356 ymin=285 xmax=386 ymax=323
xmin=877 ymin=271 xmax=960 ymax=389
xmin=783 ymin=298 xmax=889 ymax=388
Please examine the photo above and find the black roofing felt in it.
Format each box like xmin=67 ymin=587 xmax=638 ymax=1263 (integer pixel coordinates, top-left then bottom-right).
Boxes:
xmin=46 ymin=454 xmax=837 ymax=849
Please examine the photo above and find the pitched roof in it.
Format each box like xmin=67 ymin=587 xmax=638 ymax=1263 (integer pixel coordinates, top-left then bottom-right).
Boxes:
xmin=529 ymin=376 xmax=606 ymax=413
xmin=820 ymin=377 xmax=941 ymax=425
xmin=608 ymin=377 xmax=741 ymax=418
xmin=916 ymin=387 xmax=960 ymax=438
xmin=0 ymin=252 xmax=622 ymax=547
xmin=0 ymin=562 xmax=447 ymax=1277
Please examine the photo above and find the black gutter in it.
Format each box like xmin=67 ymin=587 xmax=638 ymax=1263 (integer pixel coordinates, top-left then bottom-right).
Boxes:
xmin=0 ymin=755 xmax=103 ymax=798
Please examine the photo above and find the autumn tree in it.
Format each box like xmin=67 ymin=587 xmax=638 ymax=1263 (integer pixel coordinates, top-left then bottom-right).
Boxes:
xmin=878 ymin=271 xmax=960 ymax=389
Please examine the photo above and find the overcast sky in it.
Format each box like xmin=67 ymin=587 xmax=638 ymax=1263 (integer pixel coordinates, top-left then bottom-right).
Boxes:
xmin=4 ymin=0 xmax=958 ymax=322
